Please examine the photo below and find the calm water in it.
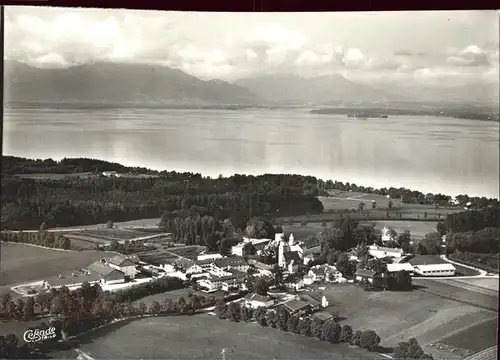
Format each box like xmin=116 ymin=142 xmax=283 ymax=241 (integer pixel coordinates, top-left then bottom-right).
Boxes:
xmin=3 ymin=107 xmax=499 ymax=198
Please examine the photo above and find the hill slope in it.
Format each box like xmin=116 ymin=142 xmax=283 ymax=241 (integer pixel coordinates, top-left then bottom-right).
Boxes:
xmin=3 ymin=61 xmax=264 ymax=106
xmin=235 ymin=73 xmax=399 ymax=105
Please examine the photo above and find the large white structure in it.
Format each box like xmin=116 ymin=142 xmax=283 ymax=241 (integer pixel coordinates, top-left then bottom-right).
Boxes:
xmin=369 ymin=245 xmax=403 ymax=259
xmin=197 ymin=253 xmax=223 ymax=261
xmin=381 ymin=225 xmax=394 ymax=243
xmin=408 ymin=255 xmax=456 ymax=277
xmin=387 ymin=263 xmax=415 ymax=274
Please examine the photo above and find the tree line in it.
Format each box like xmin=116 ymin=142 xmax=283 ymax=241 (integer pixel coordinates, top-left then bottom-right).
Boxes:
xmin=0 ymin=229 xmax=71 ymax=250
xmin=2 ymin=165 xmax=324 ymax=231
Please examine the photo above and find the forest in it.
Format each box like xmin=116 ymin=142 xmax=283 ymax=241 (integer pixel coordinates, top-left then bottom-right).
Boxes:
xmin=2 ymin=156 xmax=499 ymax=232
xmin=1 ymin=157 xmax=324 ymax=231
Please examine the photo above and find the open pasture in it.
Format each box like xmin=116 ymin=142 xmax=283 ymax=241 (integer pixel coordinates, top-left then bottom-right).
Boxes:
xmin=53 ymin=218 xmax=161 ymax=231
xmin=14 ymin=172 xmax=97 ymax=180
xmin=450 ymin=277 xmax=499 ymax=292
xmin=75 ymin=314 xmax=382 ymax=360
xmin=361 ymin=220 xmax=438 ymax=239
xmin=76 ymin=229 xmax=154 ymax=241
xmin=167 ymin=246 xmax=205 ymax=259
xmin=0 ymin=242 xmax=113 ymax=287
xmin=309 ymin=282 xmax=497 ymax=359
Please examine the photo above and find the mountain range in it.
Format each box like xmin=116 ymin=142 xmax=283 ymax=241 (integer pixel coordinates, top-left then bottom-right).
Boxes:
xmin=3 ymin=60 xmax=498 ymax=107
xmin=3 ymin=61 xmax=263 ymax=106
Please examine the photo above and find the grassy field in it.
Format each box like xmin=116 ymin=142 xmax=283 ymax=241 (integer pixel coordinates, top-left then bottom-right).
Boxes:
xmin=438 ymin=317 xmax=498 ymax=355
xmin=308 ymin=282 xmax=497 ymax=359
xmin=450 ymin=278 xmax=499 ymax=292
xmin=54 ymin=218 xmax=161 ymax=230
xmin=76 ymin=229 xmax=155 ymax=240
xmin=0 ymin=242 xmax=113 ymax=288
xmin=74 ymin=314 xmax=384 ymax=360
xmin=361 ymin=221 xmax=438 ymax=239
xmin=14 ymin=172 xmax=97 ymax=180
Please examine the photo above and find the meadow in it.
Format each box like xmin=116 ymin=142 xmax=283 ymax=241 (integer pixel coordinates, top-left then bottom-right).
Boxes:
xmin=0 ymin=242 xmax=113 ymax=288
xmin=75 ymin=314 xmax=384 ymax=360
xmin=309 ymin=282 xmax=498 ymax=359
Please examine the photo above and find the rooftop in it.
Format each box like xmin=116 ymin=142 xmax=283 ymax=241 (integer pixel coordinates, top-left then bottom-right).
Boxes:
xmin=213 ymin=257 xmax=247 ymax=268
xmin=87 ymin=261 xmax=124 ymax=277
xmin=245 ymin=293 xmax=272 ymax=303
xmin=312 ymin=311 xmax=334 ymax=321
xmin=282 ymin=299 xmax=310 ymax=313
xmin=107 ymin=254 xmax=139 ymax=267
xmin=299 ymin=294 xmax=321 ymax=307
xmin=407 ymin=255 xmax=450 ymax=266
xmin=369 ymin=245 xmax=403 ymax=253
xmin=173 ymin=257 xmax=196 ymax=270
xmin=45 ymin=270 xmax=100 ymax=288
xmin=355 ymin=268 xmax=376 ymax=278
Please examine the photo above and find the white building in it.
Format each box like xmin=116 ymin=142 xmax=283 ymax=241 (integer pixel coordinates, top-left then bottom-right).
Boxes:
xmin=369 ymin=245 xmax=403 ymax=259
xmin=103 ymin=255 xmax=139 ymax=280
xmin=381 ymin=225 xmax=393 ymax=243
xmin=408 ymin=255 xmax=456 ymax=277
xmin=197 ymin=253 xmax=223 ymax=261
xmin=387 ymin=263 xmax=415 ymax=274
xmin=244 ymin=293 xmax=274 ymax=309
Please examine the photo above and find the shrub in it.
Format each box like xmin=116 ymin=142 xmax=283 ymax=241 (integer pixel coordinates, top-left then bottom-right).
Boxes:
xmin=360 ymin=330 xmax=380 ymax=351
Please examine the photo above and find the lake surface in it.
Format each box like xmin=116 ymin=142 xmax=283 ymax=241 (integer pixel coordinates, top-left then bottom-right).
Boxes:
xmin=3 ymin=107 xmax=499 ymax=198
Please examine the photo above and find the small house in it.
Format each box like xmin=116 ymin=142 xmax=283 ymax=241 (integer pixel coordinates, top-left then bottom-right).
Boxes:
xmin=244 ymin=293 xmax=274 ymax=309
xmin=299 ymin=294 xmax=321 ymax=312
xmin=87 ymin=261 xmax=125 ymax=285
xmin=105 ymin=255 xmax=139 ymax=280
xmin=281 ymin=299 xmax=312 ymax=316
xmin=355 ymin=269 xmax=376 ymax=284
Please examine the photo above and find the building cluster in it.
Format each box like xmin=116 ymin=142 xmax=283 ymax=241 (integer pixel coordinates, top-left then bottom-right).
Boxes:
xmin=43 ymin=255 xmax=141 ymax=290
xmin=351 ymin=225 xmax=456 ymax=283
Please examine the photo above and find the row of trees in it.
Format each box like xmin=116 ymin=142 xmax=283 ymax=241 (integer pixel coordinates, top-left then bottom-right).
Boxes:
xmin=215 ymin=301 xmax=382 ymax=352
xmin=0 ymin=230 xmax=71 ymax=250
xmin=321 ymin=179 xmax=498 ymax=208
xmin=393 ymin=338 xmax=434 ymax=359
xmin=443 ymin=207 xmax=500 ymax=234
xmin=0 ymin=277 xmax=184 ymax=322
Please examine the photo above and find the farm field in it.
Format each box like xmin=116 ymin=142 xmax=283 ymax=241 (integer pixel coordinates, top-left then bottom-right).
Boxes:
xmin=413 ymin=278 xmax=498 ymax=311
xmin=74 ymin=315 xmax=383 ymax=360
xmin=361 ymin=220 xmax=438 ymax=239
xmin=438 ymin=317 xmax=498 ymax=356
xmin=14 ymin=172 xmax=97 ymax=180
xmin=308 ymin=282 xmax=497 ymax=359
xmin=0 ymin=242 xmax=113 ymax=288
xmin=450 ymin=277 xmax=499 ymax=292
xmin=53 ymin=218 xmax=162 ymax=230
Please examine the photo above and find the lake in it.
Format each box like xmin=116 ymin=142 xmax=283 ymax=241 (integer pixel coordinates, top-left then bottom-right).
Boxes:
xmin=3 ymin=107 xmax=499 ymax=198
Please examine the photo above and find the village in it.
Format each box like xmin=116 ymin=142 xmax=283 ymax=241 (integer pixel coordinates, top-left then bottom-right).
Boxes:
xmin=12 ymin=224 xmax=460 ymax=323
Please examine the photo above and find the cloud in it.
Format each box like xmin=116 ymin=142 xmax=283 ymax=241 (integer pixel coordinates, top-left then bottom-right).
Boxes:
xmin=4 ymin=7 xmax=499 ymax=85
xmin=446 ymin=44 xmax=492 ymax=67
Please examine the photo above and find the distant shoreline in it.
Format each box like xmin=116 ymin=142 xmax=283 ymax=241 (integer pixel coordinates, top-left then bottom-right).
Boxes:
xmin=4 ymin=101 xmax=500 ymax=122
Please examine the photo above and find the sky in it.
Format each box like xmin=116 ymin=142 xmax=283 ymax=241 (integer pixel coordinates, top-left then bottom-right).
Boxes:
xmin=4 ymin=7 xmax=500 ymax=84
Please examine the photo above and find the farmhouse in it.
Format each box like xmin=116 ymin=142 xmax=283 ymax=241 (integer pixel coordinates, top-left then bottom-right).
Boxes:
xmin=104 ymin=255 xmax=139 ymax=280
xmin=408 ymin=255 xmax=456 ymax=277
xmin=299 ymin=294 xmax=321 ymax=312
xmin=369 ymin=245 xmax=404 ymax=259
xmin=355 ymin=269 xmax=376 ymax=283
xmin=243 ymin=293 xmax=274 ymax=309
xmin=387 ymin=263 xmax=415 ymax=275
xmin=87 ymin=261 xmax=126 ymax=284
xmin=307 ymin=267 xmax=326 ymax=282
xmin=281 ymin=299 xmax=313 ymax=316
xmin=196 ymin=259 xmax=214 ymax=271
xmin=220 ymin=270 xmax=247 ymax=291
xmin=213 ymin=257 xmax=249 ymax=273
xmin=43 ymin=270 xmax=100 ymax=290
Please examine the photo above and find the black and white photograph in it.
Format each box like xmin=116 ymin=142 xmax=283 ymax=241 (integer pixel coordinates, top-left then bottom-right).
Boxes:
xmin=0 ymin=6 xmax=499 ymax=360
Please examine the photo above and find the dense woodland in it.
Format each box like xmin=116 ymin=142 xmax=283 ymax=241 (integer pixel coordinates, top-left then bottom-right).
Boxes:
xmin=2 ymin=156 xmax=498 ymax=231
xmin=1 ymin=157 xmax=324 ymax=231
